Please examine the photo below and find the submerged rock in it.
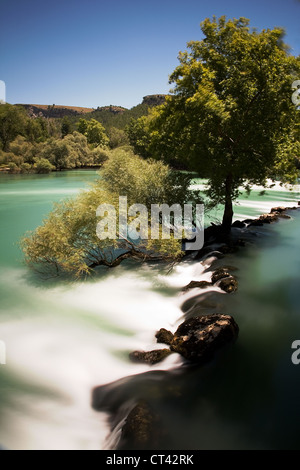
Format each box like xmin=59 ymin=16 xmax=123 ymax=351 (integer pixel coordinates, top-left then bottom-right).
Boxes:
xmin=129 ymin=349 xmax=172 ymax=365
xmin=182 ymin=280 xmax=212 ymax=291
xmin=170 ymin=314 xmax=239 ymax=363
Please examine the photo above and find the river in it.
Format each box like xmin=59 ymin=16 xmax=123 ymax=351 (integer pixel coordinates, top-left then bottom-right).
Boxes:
xmin=0 ymin=170 xmax=299 ymax=450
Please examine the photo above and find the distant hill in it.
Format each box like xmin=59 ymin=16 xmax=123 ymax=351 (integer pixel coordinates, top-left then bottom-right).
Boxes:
xmin=17 ymin=94 xmax=168 ymax=130
xmin=18 ymin=104 xmax=97 ymax=119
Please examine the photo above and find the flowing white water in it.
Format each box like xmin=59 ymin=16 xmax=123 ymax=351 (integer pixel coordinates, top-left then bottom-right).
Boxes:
xmin=0 ymin=260 xmax=217 ymax=450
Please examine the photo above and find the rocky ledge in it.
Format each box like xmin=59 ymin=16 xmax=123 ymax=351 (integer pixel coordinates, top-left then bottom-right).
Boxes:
xmin=130 ymin=313 xmax=239 ymax=366
xmin=183 ymin=267 xmax=238 ymax=293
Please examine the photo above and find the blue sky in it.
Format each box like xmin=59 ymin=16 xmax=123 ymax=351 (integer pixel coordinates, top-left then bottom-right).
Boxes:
xmin=1 ymin=0 xmax=299 ymax=109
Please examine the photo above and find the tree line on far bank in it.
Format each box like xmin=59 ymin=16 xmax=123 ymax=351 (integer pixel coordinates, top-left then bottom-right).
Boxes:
xmin=0 ymin=104 xmax=131 ymax=173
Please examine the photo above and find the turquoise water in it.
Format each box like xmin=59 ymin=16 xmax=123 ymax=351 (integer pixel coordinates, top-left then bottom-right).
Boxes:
xmin=0 ymin=170 xmax=300 ymax=449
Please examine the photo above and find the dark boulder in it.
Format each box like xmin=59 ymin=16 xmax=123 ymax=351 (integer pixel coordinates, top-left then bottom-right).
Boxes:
xmin=170 ymin=314 xmax=239 ymax=363
xmin=211 ymin=267 xmax=231 ymax=284
xmin=155 ymin=328 xmax=174 ymax=345
xmin=218 ymin=276 xmax=238 ymax=293
xmin=210 ymin=268 xmax=238 ymax=293
xmin=129 ymin=349 xmax=172 ymax=365
xmin=232 ymin=220 xmax=246 ymax=228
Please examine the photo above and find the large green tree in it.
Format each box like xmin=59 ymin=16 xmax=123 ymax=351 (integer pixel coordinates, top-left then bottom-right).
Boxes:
xmin=149 ymin=16 xmax=300 ymax=232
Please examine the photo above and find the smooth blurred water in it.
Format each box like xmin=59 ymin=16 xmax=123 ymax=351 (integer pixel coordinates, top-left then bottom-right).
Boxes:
xmin=0 ymin=170 xmax=300 ymax=450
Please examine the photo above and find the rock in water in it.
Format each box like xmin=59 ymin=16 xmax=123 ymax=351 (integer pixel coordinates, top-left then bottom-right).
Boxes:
xmin=170 ymin=314 xmax=239 ymax=363
xmin=129 ymin=349 xmax=172 ymax=365
xmin=211 ymin=267 xmax=231 ymax=284
xmin=218 ymin=275 xmax=238 ymax=293
xmin=182 ymin=280 xmax=212 ymax=291
xmin=155 ymin=328 xmax=174 ymax=345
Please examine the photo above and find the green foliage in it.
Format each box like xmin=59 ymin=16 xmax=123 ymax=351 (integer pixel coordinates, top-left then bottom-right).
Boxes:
xmin=21 ymin=149 xmax=198 ymax=277
xmin=77 ymin=118 xmax=88 ymax=135
xmin=61 ymin=116 xmax=72 ymax=137
xmin=149 ymin=16 xmax=300 ymax=229
xmin=77 ymin=118 xmax=109 ymax=147
xmin=125 ymin=116 xmax=152 ymax=158
xmin=0 ymin=104 xmax=27 ymax=151
xmin=107 ymin=126 xmax=129 ymax=149
xmin=34 ymin=158 xmax=55 ymax=174
xmin=25 ymin=117 xmax=49 ymax=143
xmin=0 ymin=131 xmax=108 ymax=173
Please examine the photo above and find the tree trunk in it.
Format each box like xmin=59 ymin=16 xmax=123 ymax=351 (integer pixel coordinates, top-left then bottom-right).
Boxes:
xmin=221 ymin=174 xmax=233 ymax=234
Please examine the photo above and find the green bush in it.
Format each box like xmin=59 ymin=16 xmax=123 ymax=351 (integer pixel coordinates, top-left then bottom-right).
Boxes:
xmin=34 ymin=158 xmax=55 ymax=174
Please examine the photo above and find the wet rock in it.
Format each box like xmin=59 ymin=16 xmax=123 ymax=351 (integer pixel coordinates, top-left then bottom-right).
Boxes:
xmin=232 ymin=220 xmax=246 ymax=228
xmin=258 ymin=213 xmax=278 ymax=223
xmin=218 ymin=276 xmax=238 ymax=293
xmin=129 ymin=349 xmax=172 ymax=365
xmin=155 ymin=328 xmax=174 ymax=346
xmin=182 ymin=280 xmax=212 ymax=291
xmin=211 ymin=267 xmax=231 ymax=284
xmin=209 ymin=268 xmax=238 ymax=293
xmin=170 ymin=314 xmax=239 ymax=363
xmin=270 ymin=206 xmax=286 ymax=213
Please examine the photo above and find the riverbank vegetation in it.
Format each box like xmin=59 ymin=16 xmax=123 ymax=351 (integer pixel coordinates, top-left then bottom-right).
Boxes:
xmin=0 ymin=105 xmax=118 ymax=173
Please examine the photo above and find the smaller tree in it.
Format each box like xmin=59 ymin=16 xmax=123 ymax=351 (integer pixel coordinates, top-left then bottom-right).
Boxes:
xmin=85 ymin=119 xmax=109 ymax=147
xmin=107 ymin=126 xmax=129 ymax=149
xmin=77 ymin=118 xmax=88 ymax=135
xmin=61 ymin=116 xmax=72 ymax=138
xmin=125 ymin=116 xmax=152 ymax=158
xmin=77 ymin=118 xmax=109 ymax=147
